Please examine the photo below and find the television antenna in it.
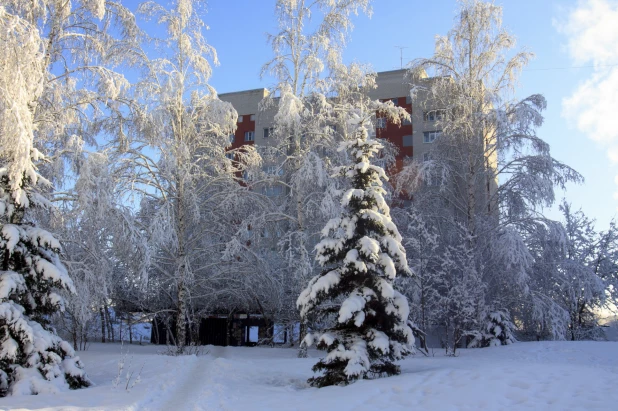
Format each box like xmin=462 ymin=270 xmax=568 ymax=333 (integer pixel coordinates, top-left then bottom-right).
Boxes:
xmin=394 ymin=46 xmax=408 ymax=69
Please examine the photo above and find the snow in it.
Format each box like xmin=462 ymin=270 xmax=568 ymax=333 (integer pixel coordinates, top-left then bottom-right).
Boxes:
xmin=343 ymin=249 xmax=367 ymax=273
xmin=0 ymin=341 xmax=615 ymax=409
xmin=367 ymin=329 xmax=390 ymax=354
xmin=358 ymin=236 xmax=380 ymax=259
xmin=338 ymin=292 xmax=366 ymax=324
xmin=0 ymin=224 xmax=21 ymax=253
xmin=297 ymin=270 xmax=341 ymax=316
xmin=0 ymin=271 xmax=24 ymax=299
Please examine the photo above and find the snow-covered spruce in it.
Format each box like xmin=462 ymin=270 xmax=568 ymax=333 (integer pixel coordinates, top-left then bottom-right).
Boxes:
xmin=0 ymin=174 xmax=90 ymax=396
xmin=297 ymin=121 xmax=414 ymax=387
xmin=0 ymin=7 xmax=89 ymax=395
xmin=468 ymin=310 xmax=516 ymax=348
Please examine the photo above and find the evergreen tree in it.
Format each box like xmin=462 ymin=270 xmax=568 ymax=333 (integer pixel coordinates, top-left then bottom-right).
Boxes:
xmin=0 ymin=6 xmax=89 ymax=396
xmin=0 ymin=173 xmax=90 ymax=396
xmin=297 ymin=117 xmax=414 ymax=387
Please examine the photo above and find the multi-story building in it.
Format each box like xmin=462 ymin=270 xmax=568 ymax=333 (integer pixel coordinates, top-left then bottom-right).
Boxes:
xmin=219 ymin=69 xmax=446 ymax=174
xmin=219 ymin=69 xmax=498 ymax=219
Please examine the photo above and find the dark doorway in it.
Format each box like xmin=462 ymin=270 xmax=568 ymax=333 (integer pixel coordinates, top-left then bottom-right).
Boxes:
xmin=199 ymin=318 xmax=227 ymax=346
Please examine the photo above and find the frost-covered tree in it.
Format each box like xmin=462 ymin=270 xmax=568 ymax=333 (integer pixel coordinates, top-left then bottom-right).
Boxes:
xmin=52 ymin=152 xmax=143 ymax=348
xmin=515 ymin=202 xmax=616 ymax=341
xmin=259 ymin=0 xmax=373 ymax=352
xmin=397 ymin=0 xmax=582 ymax=342
xmin=468 ymin=310 xmax=516 ymax=348
xmin=394 ymin=208 xmax=442 ymax=335
xmin=298 ymin=115 xmax=414 ymax=387
xmin=0 ymin=7 xmax=89 ymax=396
xmin=558 ymin=201 xmax=606 ymax=339
xmin=1 ymin=0 xmax=141 ymax=350
xmin=119 ymin=0 xmax=263 ymax=353
xmin=405 ymin=0 xmax=580 ymax=230
xmin=2 ymin=0 xmax=139 ymax=182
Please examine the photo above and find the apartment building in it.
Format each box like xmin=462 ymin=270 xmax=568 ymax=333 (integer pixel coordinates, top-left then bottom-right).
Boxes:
xmin=219 ymin=69 xmax=446 ymax=174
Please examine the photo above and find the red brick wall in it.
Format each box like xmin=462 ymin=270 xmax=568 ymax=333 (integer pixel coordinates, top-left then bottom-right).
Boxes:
xmin=230 ymin=114 xmax=255 ymax=149
xmin=376 ymin=97 xmax=413 ymax=174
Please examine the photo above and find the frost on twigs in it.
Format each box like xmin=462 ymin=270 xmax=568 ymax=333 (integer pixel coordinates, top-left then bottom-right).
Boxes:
xmin=297 ymin=120 xmax=415 ymax=388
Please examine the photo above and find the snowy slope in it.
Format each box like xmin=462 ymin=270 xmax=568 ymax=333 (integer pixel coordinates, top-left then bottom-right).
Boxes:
xmin=2 ymin=341 xmax=617 ymax=410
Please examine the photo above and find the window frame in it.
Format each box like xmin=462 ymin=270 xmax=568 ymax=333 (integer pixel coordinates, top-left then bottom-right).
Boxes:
xmin=423 ymin=130 xmax=442 ymax=143
xmin=244 ymin=131 xmax=255 ymax=142
xmin=423 ymin=109 xmax=446 ymax=122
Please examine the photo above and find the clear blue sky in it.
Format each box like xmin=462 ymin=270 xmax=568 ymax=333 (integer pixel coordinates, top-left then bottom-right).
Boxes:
xmin=170 ymin=0 xmax=616 ymax=229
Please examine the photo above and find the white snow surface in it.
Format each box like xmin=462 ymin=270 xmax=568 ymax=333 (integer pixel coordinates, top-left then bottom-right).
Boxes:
xmin=2 ymin=341 xmax=618 ymax=410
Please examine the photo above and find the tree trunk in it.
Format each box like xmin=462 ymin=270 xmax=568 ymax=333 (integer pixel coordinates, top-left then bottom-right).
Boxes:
xmin=174 ymin=166 xmax=189 ymax=354
xmin=129 ymin=319 xmax=133 ymax=344
xmin=106 ymin=305 xmax=115 ymax=342
xmin=100 ymin=307 xmax=106 ymax=343
xmin=297 ymin=322 xmax=308 ymax=358
xmin=72 ymin=316 xmax=78 ymax=351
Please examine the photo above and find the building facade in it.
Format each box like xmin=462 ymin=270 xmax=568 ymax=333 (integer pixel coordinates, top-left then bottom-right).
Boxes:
xmin=219 ymin=69 xmax=445 ymax=172
xmin=219 ymin=69 xmax=497 ymax=216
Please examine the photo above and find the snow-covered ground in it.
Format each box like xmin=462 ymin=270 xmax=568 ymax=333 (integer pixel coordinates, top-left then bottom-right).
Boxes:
xmin=2 ymin=341 xmax=618 ymax=410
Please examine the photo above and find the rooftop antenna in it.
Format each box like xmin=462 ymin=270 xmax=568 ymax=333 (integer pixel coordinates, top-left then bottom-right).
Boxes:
xmin=394 ymin=46 xmax=408 ymax=69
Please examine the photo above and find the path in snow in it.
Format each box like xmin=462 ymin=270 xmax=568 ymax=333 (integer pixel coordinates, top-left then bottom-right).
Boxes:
xmin=146 ymin=352 xmax=242 ymax=410
xmin=156 ymin=356 xmax=206 ymax=411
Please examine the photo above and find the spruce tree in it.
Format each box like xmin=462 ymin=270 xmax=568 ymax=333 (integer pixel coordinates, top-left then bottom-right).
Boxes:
xmin=0 ymin=7 xmax=89 ymax=396
xmin=0 ymin=172 xmax=91 ymax=396
xmin=297 ymin=118 xmax=415 ymax=387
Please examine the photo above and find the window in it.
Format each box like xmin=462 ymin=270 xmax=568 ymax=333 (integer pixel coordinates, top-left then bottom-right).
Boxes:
xmin=250 ymin=114 xmax=255 ymax=121
xmin=229 ymin=134 xmax=235 ymax=144
xmin=247 ymin=326 xmax=259 ymax=343
xmin=403 ymin=116 xmax=412 ymax=125
xmin=376 ymin=118 xmax=387 ymax=129
xmin=238 ymin=115 xmax=244 ymax=123
xmin=245 ymin=131 xmax=255 ymax=141
xmin=403 ymin=135 xmax=413 ymax=147
xmin=225 ymin=152 xmax=234 ymax=160
xmin=423 ymin=152 xmax=430 ymax=162
xmin=423 ymin=130 xmax=442 ymax=143
xmin=391 ymin=98 xmax=398 ymax=106
xmin=263 ymin=127 xmax=273 ymax=138
xmin=423 ymin=110 xmax=446 ymax=122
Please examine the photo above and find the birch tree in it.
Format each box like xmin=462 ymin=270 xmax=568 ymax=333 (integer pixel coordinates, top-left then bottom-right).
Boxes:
xmin=121 ymin=0 xmax=263 ymax=354
xmin=260 ymin=0 xmax=373 ymax=353
xmin=399 ymin=0 xmax=582 ymax=341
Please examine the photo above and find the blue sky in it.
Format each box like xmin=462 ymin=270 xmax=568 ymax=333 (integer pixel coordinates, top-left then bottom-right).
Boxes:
xmin=177 ymin=0 xmax=617 ymax=228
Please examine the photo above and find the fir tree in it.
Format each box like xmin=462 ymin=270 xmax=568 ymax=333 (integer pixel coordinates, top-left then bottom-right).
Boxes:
xmin=0 ymin=172 xmax=91 ymax=396
xmin=297 ymin=117 xmax=415 ymax=387
xmin=0 ymin=7 xmax=89 ymax=396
